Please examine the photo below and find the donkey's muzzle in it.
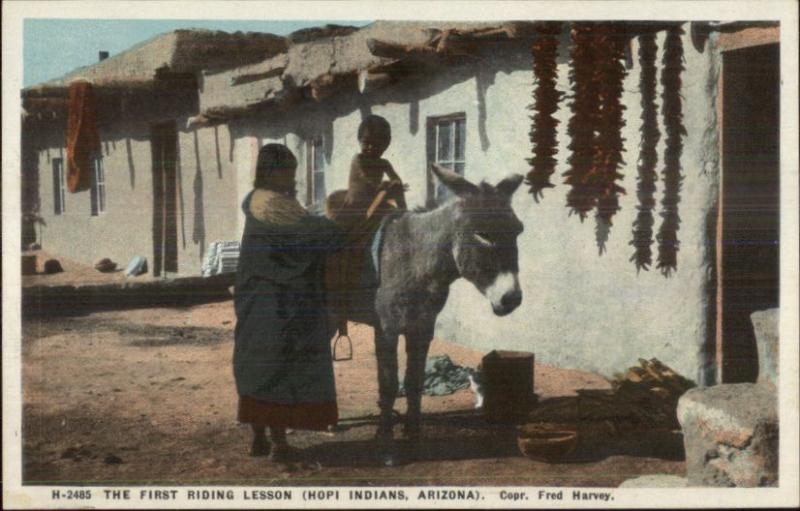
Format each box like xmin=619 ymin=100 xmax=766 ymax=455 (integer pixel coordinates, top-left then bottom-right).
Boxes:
xmin=493 ymin=289 xmax=522 ymax=316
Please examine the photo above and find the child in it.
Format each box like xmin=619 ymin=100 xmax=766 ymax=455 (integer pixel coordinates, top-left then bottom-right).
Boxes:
xmin=335 ymin=115 xmax=407 ymax=226
xmin=325 ymin=115 xmax=406 ymax=337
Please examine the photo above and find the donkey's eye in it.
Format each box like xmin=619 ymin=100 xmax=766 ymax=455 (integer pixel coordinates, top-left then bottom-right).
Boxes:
xmin=473 ymin=232 xmax=495 ymax=247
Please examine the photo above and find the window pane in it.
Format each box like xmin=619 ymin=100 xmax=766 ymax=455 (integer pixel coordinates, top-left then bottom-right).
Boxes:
xmin=455 ymin=119 xmax=466 ymax=160
xmin=313 ymin=139 xmax=325 ymax=171
xmin=437 ymin=122 xmax=453 ymax=161
xmin=90 ymin=156 xmax=100 ymax=216
xmin=90 ymin=185 xmax=98 ymax=216
xmin=454 ymin=162 xmax=465 ymax=176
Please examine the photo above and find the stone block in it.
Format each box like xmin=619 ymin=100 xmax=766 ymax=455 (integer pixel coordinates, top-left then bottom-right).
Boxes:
xmin=677 ymin=383 xmax=778 ymax=487
xmin=619 ymin=475 xmax=688 ymax=488
xmin=751 ymin=308 xmax=779 ymax=386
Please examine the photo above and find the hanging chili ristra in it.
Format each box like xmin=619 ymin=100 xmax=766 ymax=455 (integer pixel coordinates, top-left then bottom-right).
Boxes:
xmin=592 ymin=23 xmax=628 ymax=252
xmin=526 ymin=22 xmax=563 ymax=201
xmin=564 ymin=23 xmax=600 ymax=220
xmin=656 ymin=25 xmax=686 ymax=276
xmin=630 ymin=32 xmax=660 ymax=271
xmin=592 ymin=23 xmax=627 ymax=224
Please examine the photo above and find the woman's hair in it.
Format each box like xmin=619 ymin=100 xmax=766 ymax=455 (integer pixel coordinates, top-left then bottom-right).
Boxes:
xmin=357 ymin=114 xmax=391 ymax=144
xmin=254 ymin=143 xmax=297 ymax=192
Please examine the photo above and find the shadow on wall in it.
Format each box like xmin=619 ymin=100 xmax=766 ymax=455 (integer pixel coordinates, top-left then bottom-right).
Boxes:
xmin=213 ymin=126 xmax=223 ymax=179
xmin=192 ymin=130 xmax=206 ymax=261
xmin=323 ymin=117 xmax=335 ymax=165
xmin=409 ymin=99 xmax=420 ymax=135
xmin=175 ymin=136 xmax=187 ymax=251
xmin=475 ymin=64 xmax=495 ymax=152
xmin=227 ymin=124 xmax=236 ymax=163
xmin=125 ymin=137 xmax=136 ymax=189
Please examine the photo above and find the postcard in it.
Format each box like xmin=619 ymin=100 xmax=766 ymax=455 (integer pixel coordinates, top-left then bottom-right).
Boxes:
xmin=3 ymin=1 xmax=798 ymax=508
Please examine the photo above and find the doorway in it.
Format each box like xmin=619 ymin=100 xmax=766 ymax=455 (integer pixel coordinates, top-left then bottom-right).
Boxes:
xmin=151 ymin=121 xmax=179 ymax=277
xmin=718 ymin=43 xmax=780 ymax=383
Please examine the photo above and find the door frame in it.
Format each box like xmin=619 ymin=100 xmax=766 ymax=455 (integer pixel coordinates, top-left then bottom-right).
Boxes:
xmin=714 ymin=26 xmax=780 ymax=383
xmin=151 ymin=121 xmax=179 ymax=277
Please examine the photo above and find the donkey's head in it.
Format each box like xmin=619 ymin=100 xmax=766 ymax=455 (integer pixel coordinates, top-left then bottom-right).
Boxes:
xmin=432 ymin=164 xmax=525 ymax=316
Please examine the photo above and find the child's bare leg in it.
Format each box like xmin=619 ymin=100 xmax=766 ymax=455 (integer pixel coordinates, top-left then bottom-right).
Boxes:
xmin=250 ymin=424 xmax=270 ymax=457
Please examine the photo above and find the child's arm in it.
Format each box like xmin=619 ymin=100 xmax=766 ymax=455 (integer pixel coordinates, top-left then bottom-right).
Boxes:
xmin=381 ymin=161 xmax=407 ymax=209
xmin=382 ymin=161 xmax=403 ymax=184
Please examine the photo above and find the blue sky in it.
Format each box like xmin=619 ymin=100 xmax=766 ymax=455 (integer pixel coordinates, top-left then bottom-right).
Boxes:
xmin=23 ymin=19 xmax=371 ymax=87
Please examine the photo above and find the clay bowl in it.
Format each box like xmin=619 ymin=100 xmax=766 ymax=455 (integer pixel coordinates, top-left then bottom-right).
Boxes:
xmin=517 ymin=423 xmax=578 ymax=462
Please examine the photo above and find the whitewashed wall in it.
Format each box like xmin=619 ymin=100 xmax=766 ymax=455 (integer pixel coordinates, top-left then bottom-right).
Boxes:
xmin=34 ymin=116 xmax=241 ymax=276
xmin=229 ymin=25 xmax=721 ymax=381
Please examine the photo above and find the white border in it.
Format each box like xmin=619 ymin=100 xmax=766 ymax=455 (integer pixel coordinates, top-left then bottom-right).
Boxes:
xmin=3 ymin=1 xmax=799 ymax=509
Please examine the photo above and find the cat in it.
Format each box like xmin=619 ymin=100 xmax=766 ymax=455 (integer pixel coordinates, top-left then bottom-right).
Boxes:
xmin=467 ymin=368 xmax=485 ymax=409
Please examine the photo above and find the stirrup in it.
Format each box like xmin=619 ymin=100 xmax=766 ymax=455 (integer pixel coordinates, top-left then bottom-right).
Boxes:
xmin=333 ymin=333 xmax=353 ymax=362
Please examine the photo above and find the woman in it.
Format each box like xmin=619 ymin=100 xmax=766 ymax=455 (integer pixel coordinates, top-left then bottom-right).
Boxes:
xmin=234 ymin=144 xmax=344 ymax=462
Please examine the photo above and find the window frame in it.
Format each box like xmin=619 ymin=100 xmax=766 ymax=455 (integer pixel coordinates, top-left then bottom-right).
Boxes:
xmin=305 ymin=136 xmax=326 ymax=208
xmin=427 ymin=113 xmax=467 ymax=206
xmin=52 ymin=157 xmax=66 ymax=215
xmin=90 ymin=153 xmax=106 ymax=216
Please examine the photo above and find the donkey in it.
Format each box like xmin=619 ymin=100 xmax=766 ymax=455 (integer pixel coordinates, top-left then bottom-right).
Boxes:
xmin=363 ymin=163 xmax=525 ymax=465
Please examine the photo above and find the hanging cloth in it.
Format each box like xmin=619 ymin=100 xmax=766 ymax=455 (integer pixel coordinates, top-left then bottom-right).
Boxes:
xmin=65 ymin=81 xmax=100 ymax=192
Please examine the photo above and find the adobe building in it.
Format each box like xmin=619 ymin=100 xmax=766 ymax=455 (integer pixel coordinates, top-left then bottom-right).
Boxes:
xmin=21 ymin=21 xmax=780 ymax=384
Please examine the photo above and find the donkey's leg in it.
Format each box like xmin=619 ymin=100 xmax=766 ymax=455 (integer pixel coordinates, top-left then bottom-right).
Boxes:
xmin=373 ymin=325 xmax=400 ymax=441
xmin=403 ymin=329 xmax=433 ymax=441
xmin=373 ymin=324 xmax=401 ymax=466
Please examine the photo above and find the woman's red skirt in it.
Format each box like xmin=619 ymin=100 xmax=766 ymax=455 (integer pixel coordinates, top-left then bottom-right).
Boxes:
xmin=238 ymin=396 xmax=338 ymax=431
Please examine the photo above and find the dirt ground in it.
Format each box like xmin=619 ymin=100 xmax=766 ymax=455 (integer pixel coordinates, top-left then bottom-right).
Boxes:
xmin=21 ymin=299 xmax=686 ymax=486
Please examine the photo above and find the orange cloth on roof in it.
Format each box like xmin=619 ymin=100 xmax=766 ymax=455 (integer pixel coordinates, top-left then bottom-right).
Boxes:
xmin=65 ymin=81 xmax=100 ymax=193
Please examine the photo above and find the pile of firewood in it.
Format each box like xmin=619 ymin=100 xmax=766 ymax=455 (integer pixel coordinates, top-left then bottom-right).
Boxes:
xmin=529 ymin=358 xmax=694 ymax=431
xmin=587 ymin=358 xmax=694 ymax=429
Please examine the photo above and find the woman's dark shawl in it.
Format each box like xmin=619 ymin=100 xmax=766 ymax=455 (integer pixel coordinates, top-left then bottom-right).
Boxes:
xmin=233 ymin=191 xmax=345 ymax=405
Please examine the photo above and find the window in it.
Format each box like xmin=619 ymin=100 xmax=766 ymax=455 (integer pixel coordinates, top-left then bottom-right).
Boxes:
xmin=306 ymin=137 xmax=326 ymax=207
xmin=52 ymin=158 xmax=66 ymax=215
xmin=428 ymin=115 xmax=466 ymax=204
xmin=90 ymin=154 xmax=106 ymax=216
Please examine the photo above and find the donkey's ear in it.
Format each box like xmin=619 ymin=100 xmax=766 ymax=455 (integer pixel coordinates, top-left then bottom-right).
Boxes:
xmin=496 ymin=173 xmax=524 ymax=198
xmin=431 ymin=164 xmax=479 ymax=198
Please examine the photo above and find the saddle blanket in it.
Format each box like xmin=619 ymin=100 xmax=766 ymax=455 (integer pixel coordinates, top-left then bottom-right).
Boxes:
xmin=359 ymin=213 xmax=396 ymax=289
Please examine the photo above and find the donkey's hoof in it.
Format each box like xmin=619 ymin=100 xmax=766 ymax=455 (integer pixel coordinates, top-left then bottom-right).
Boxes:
xmin=379 ymin=447 xmax=400 ymax=467
xmin=269 ymin=444 xmax=300 ymax=464
xmin=250 ymin=439 xmax=271 ymax=457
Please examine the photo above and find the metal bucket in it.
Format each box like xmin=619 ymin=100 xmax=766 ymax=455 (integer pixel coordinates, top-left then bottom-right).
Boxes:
xmin=482 ymin=350 xmax=535 ymax=423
